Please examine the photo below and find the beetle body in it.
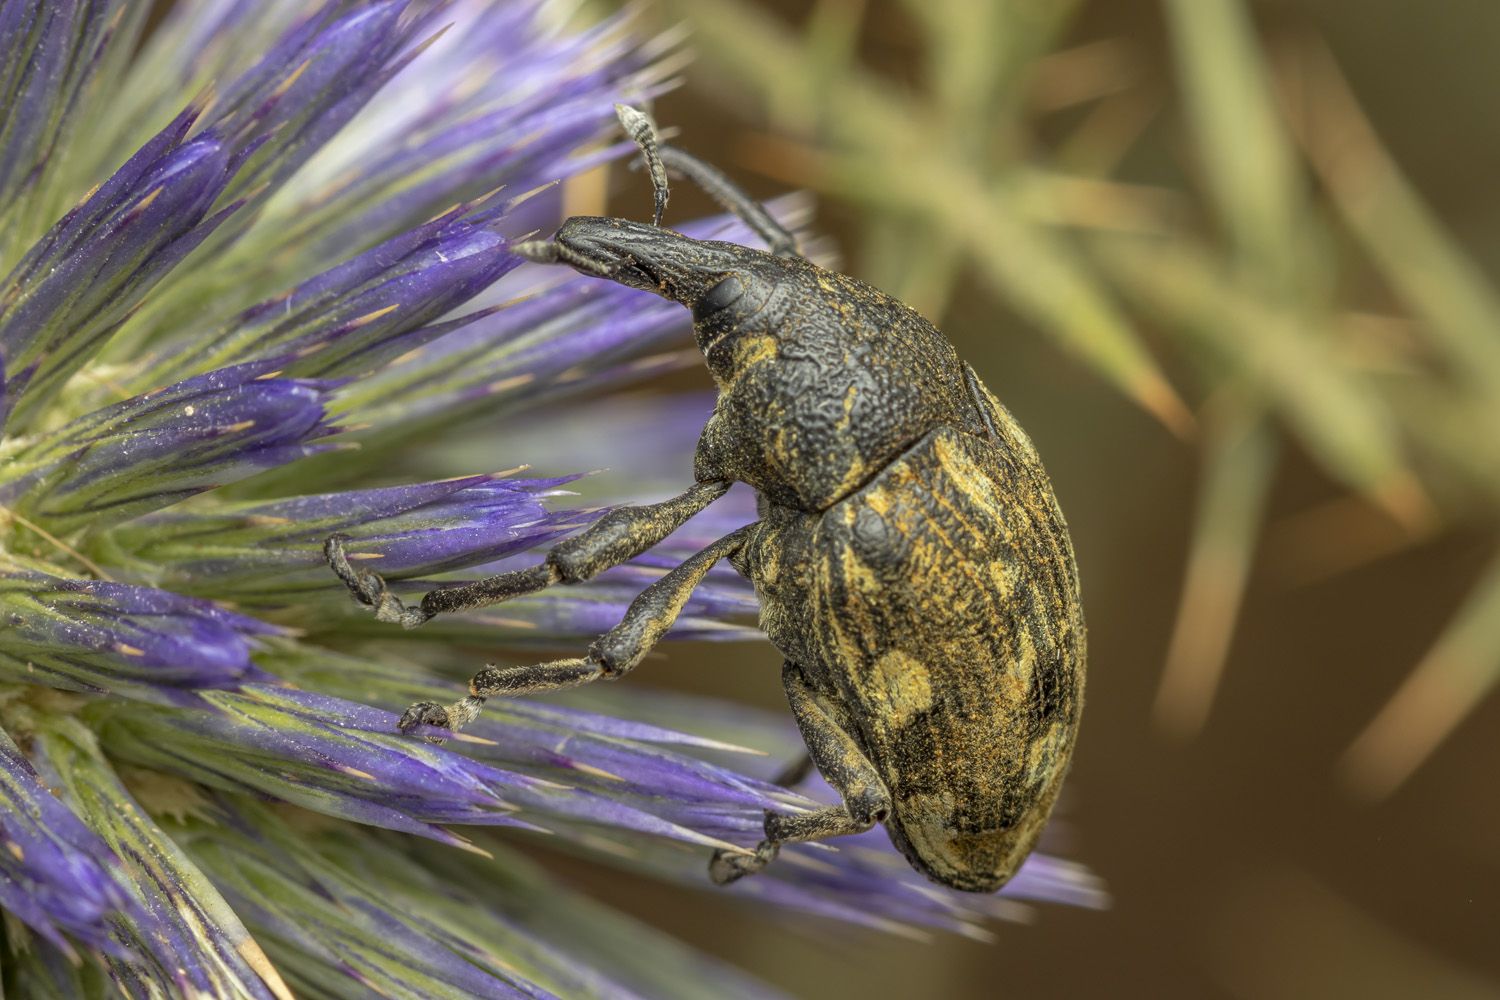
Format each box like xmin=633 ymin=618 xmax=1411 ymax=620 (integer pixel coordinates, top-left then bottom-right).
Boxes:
xmin=328 ymin=118 xmax=1084 ymax=894
xmin=665 ymin=233 xmax=1084 ymax=891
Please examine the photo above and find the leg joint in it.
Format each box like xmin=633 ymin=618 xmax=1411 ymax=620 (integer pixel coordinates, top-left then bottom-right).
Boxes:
xmin=587 ymin=635 xmax=634 ymax=676
xmin=846 ymin=785 xmax=891 ymax=827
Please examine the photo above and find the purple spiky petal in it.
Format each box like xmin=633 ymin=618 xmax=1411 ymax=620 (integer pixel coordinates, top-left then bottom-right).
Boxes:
xmin=0 ymin=565 xmax=279 ymax=699
xmin=112 ymin=473 xmax=599 ymax=602
xmin=0 ymin=724 xmax=142 ymax=958
xmin=0 ymin=360 xmax=342 ymax=532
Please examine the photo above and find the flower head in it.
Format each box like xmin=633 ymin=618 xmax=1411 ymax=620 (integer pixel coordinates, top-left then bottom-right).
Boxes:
xmin=0 ymin=0 xmax=1102 ymax=992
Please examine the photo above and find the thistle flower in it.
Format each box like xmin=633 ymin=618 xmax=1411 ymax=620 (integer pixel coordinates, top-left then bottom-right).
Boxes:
xmin=0 ymin=0 xmax=1104 ymax=993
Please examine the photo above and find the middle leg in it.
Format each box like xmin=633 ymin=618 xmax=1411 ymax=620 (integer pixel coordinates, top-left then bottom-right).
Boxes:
xmin=399 ymin=522 xmax=757 ymax=738
xmin=326 ymin=479 xmax=730 ymax=629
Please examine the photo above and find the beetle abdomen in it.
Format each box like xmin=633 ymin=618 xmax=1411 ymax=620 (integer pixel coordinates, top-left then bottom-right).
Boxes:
xmin=804 ymin=422 xmax=1085 ymax=891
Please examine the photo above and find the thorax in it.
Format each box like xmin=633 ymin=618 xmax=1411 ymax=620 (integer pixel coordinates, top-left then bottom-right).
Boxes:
xmin=695 ymin=269 xmax=976 ymax=511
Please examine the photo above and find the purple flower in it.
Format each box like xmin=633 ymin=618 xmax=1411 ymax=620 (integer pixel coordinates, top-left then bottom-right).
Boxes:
xmin=92 ymin=685 xmax=541 ymax=847
xmin=0 ymin=725 xmax=141 ymax=959
xmin=174 ymin=793 xmax=780 ymax=1000
xmin=0 ymin=0 xmax=1102 ymax=991
xmin=0 ymin=563 xmax=278 ymax=700
xmin=111 ymin=473 xmax=600 ymax=601
xmin=0 ymin=361 xmax=341 ymax=532
xmin=0 ymin=113 xmax=244 ymax=430
xmin=25 ymin=717 xmax=289 ymax=999
xmin=150 ymin=191 xmax=524 ymax=384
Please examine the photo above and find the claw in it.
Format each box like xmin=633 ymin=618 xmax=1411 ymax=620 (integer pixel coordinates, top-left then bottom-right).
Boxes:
xmin=708 ymin=841 xmax=778 ymax=885
xmin=396 ymin=695 xmax=487 ymax=743
xmin=324 ymin=533 xmax=432 ymax=628
xmin=325 ymin=533 xmax=384 ymax=605
xmin=397 ymin=700 xmax=452 ymax=743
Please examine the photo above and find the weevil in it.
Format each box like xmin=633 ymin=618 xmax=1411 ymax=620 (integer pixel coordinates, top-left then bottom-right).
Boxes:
xmin=325 ymin=106 xmax=1085 ymax=893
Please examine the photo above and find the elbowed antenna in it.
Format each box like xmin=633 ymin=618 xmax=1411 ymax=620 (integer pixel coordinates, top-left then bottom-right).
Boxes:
xmin=512 ymin=104 xmax=798 ymax=284
xmin=615 ymin=104 xmax=669 ymax=227
xmin=508 ymin=106 xmax=674 ymax=278
xmin=616 ymin=103 xmax=800 ymax=258
xmin=656 ymin=147 xmax=800 ymax=258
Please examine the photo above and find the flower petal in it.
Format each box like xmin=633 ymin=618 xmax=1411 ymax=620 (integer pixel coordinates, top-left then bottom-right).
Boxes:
xmin=92 ymin=686 xmax=547 ymax=846
xmin=0 ymin=112 xmax=241 ymax=430
xmin=26 ymin=716 xmax=291 ymax=1000
xmin=0 ymin=723 xmax=141 ymax=958
xmin=243 ymin=6 xmax=661 ymax=291
xmin=0 ymin=1 xmax=154 ymax=261
xmin=264 ymin=651 xmax=805 ymax=843
xmin=110 ymin=472 xmax=597 ymax=602
xmin=0 ymin=360 xmax=341 ymax=532
xmin=150 ymin=194 xmax=523 ymax=384
xmin=176 ymin=795 xmax=546 ymax=1000
xmin=0 ymin=562 xmax=278 ymax=699
xmin=170 ymin=793 xmax=784 ymax=1000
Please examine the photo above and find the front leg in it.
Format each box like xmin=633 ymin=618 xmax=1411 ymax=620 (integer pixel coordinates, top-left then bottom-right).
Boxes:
xmin=710 ymin=661 xmax=892 ymax=884
xmin=326 ymin=479 xmax=731 ymax=628
xmin=401 ymin=523 xmax=757 ymax=739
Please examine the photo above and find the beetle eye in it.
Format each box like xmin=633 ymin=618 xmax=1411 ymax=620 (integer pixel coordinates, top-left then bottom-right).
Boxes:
xmin=693 ymin=275 xmax=744 ymax=322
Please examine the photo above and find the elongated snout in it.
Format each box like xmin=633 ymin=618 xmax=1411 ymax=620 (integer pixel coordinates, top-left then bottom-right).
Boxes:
xmin=514 ymin=217 xmax=747 ymax=307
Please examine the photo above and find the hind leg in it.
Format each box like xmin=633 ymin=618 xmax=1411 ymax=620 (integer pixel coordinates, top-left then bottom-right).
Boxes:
xmin=710 ymin=661 xmax=890 ymax=884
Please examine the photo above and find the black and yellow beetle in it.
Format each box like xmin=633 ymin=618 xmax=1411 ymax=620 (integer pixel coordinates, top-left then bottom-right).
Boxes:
xmin=326 ymin=106 xmax=1085 ymax=893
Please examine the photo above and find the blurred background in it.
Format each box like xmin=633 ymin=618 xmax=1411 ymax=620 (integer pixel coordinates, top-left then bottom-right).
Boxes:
xmin=537 ymin=0 xmax=1500 ymax=996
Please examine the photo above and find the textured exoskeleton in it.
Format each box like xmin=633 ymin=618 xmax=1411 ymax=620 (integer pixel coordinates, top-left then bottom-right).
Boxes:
xmin=326 ymin=108 xmax=1085 ymax=893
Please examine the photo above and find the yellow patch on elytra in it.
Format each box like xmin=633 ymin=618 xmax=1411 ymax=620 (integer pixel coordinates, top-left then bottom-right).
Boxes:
xmin=1022 ymin=720 xmax=1069 ymax=788
xmin=1013 ymin=628 xmax=1038 ymax=688
xmin=872 ymin=649 xmax=935 ymax=723
xmin=831 ymin=454 xmax=870 ymax=500
xmin=990 ymin=634 xmax=1032 ymax=711
xmin=990 ymin=558 xmax=1013 ymax=606
xmin=859 ymin=469 xmax=916 ymax=523
xmin=895 ymin=790 xmax=967 ymax=873
xmin=931 ymin=433 xmax=1006 ymax=539
xmin=902 ymin=789 xmax=958 ymax=827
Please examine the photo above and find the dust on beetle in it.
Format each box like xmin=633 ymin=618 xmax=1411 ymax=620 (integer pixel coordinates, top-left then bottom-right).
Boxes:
xmin=325 ymin=105 xmax=1086 ymax=893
